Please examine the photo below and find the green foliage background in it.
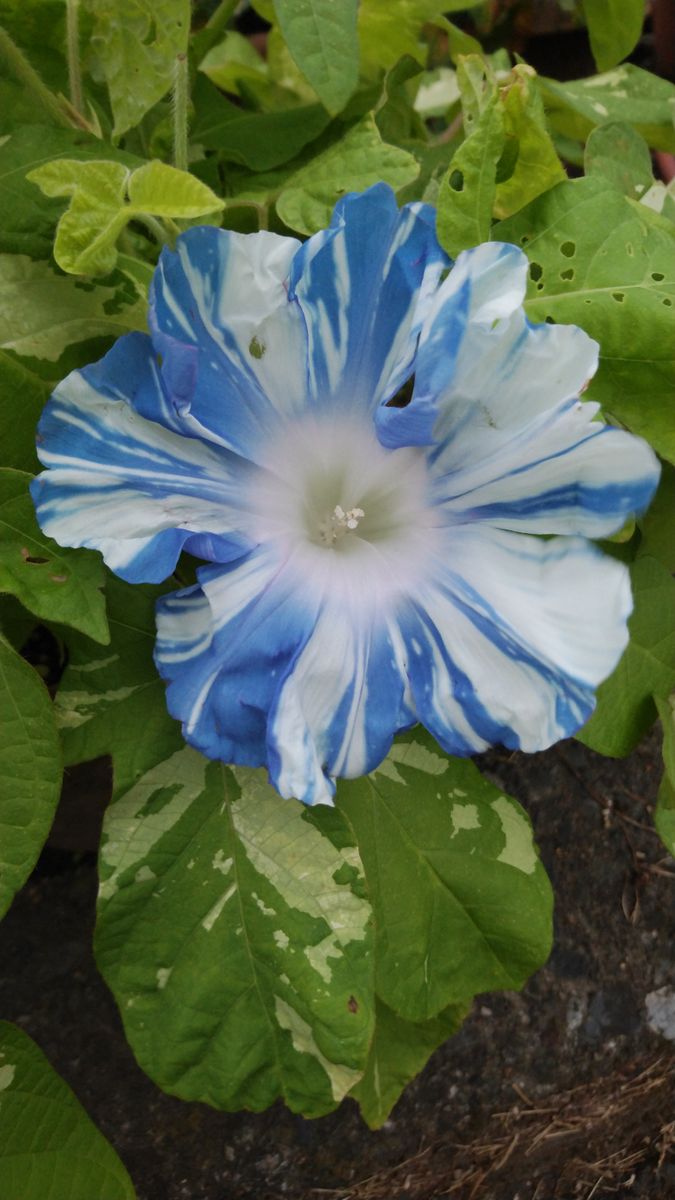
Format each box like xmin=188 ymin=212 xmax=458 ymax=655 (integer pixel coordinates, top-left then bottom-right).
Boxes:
xmin=0 ymin=0 xmax=673 ymax=1191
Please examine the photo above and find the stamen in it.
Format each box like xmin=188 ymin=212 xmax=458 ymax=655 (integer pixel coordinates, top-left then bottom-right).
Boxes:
xmin=318 ymin=504 xmax=365 ymax=546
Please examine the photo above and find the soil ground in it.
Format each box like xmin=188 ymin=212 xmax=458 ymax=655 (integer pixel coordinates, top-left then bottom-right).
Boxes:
xmin=2 ymin=733 xmax=675 ymax=1200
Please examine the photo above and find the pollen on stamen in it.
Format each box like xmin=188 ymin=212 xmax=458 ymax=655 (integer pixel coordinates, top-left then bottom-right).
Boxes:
xmin=318 ymin=504 xmax=366 ymax=547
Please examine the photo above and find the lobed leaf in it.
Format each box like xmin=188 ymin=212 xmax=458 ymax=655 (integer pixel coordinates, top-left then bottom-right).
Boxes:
xmin=495 ymin=176 xmax=675 ymax=463
xmin=0 ymin=635 xmax=61 ymax=919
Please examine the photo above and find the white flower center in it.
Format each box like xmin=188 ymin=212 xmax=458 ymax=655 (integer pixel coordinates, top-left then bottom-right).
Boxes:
xmin=245 ymin=414 xmax=441 ymax=605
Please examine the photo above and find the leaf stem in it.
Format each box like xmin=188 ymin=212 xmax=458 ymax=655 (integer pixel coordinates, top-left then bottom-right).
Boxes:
xmin=0 ymin=24 xmax=73 ymax=129
xmin=65 ymin=0 xmax=83 ymax=116
xmin=205 ymin=0 xmax=240 ymax=35
xmin=172 ymin=52 xmax=189 ymax=174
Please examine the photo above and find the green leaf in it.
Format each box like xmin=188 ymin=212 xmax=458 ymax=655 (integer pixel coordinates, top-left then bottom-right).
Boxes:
xmin=54 ymin=574 xmax=180 ymax=794
xmin=0 ymin=125 xmax=141 ymax=260
xmin=27 ymin=159 xmax=224 ymax=277
xmin=83 ymin=0 xmax=190 ymax=137
xmin=0 ymin=469 xmax=109 ymax=644
xmin=351 ymin=997 xmax=469 ymax=1128
xmin=577 ymin=557 xmax=675 ymax=757
xmin=654 ymin=692 xmax=675 ymax=855
xmin=0 ymin=637 xmax=61 ymax=918
xmin=0 ymin=351 xmax=50 ymax=471
xmin=581 ymin=0 xmax=645 ymax=72
xmin=337 ymin=730 xmax=553 ymax=1023
xmin=0 ymin=1021 xmax=136 ymax=1198
xmin=273 ymin=0 xmax=358 ymax=116
xmin=584 ymin=121 xmax=654 ymax=199
xmin=191 ymin=77 xmax=331 ymax=170
xmin=0 ymin=255 xmax=146 ymax=360
xmin=638 ymin=463 xmax=675 ymax=572
xmin=375 ymin=56 xmax=426 ymax=145
xmin=198 ymin=30 xmax=269 ymax=97
xmin=541 ymin=65 xmax=675 ymax=154
xmin=494 ymin=177 xmax=675 ymax=463
xmin=276 ymin=114 xmax=419 ymax=235
xmin=358 ymin=0 xmax=478 ymax=77
xmin=493 ymin=66 xmax=566 ymax=219
xmin=95 ymin=751 xmax=373 ymax=1116
xmin=436 ymin=95 xmax=504 ymax=257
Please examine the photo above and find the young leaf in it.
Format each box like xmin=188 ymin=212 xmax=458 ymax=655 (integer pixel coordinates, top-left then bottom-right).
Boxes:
xmin=0 ymin=469 xmax=109 ymax=644
xmin=0 ymin=634 xmax=61 ymax=918
xmin=581 ymin=0 xmax=645 ymax=73
xmin=351 ymin=997 xmax=469 ymax=1128
xmin=337 ymin=730 xmax=553 ymax=1023
xmin=199 ymin=30 xmax=270 ymax=97
xmin=95 ymin=751 xmax=374 ymax=1117
xmin=27 ymin=159 xmax=224 ymax=276
xmin=0 ymin=1021 xmax=136 ymax=1198
xmin=276 ymin=114 xmax=419 ymax=235
xmin=273 ymin=0 xmax=359 ymax=116
xmin=494 ymin=177 xmax=675 ymax=463
xmin=577 ymin=557 xmax=675 ymax=757
xmin=0 ymin=125 xmax=141 ymax=260
xmin=83 ymin=0 xmax=190 ymax=138
xmin=0 ymin=255 xmax=146 ymax=360
xmin=541 ymin=65 xmax=675 ymax=154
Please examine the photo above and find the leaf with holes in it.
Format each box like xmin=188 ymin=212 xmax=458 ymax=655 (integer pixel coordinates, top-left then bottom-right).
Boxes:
xmin=337 ymin=730 xmax=553 ymax=1023
xmin=95 ymin=749 xmax=374 ymax=1116
xmin=577 ymin=557 xmax=675 ymax=757
xmin=0 ymin=469 xmax=108 ymax=644
xmin=436 ymin=95 xmax=504 ymax=257
xmin=351 ymin=997 xmax=469 ymax=1128
xmin=54 ymin=573 xmax=180 ymax=796
xmin=493 ymin=66 xmax=565 ymax=219
xmin=0 ymin=636 xmax=62 ymax=918
xmin=0 ymin=1022 xmax=136 ymax=1198
xmin=541 ymin=65 xmax=675 ymax=153
xmin=494 ymin=176 xmax=675 ymax=462
xmin=273 ymin=0 xmax=359 ymax=115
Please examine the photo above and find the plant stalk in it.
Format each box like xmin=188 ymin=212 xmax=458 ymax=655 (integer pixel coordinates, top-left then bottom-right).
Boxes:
xmin=0 ymin=24 xmax=73 ymax=128
xmin=172 ymin=52 xmax=189 ymax=173
xmin=65 ymin=0 xmax=84 ymax=116
xmin=205 ymin=0 xmax=240 ymax=35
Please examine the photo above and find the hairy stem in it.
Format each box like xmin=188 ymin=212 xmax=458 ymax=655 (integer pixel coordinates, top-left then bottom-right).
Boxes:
xmin=172 ymin=52 xmax=189 ymax=173
xmin=65 ymin=0 xmax=83 ymax=115
xmin=0 ymin=24 xmax=73 ymax=128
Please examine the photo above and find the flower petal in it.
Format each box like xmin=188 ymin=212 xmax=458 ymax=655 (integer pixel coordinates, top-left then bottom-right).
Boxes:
xmin=376 ymin=242 xmax=598 ymax=453
xmin=155 ymin=546 xmax=414 ymax=805
xmin=31 ymin=333 xmax=257 ymax=583
xmin=399 ymin=526 xmax=632 ymax=755
xmin=150 ymin=226 xmax=308 ymax=460
xmin=432 ymin=396 xmax=660 ymax=537
xmin=288 ymin=183 xmax=448 ymax=412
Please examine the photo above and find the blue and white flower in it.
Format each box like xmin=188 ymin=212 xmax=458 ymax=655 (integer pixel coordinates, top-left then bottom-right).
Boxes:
xmin=32 ymin=184 xmax=660 ymax=804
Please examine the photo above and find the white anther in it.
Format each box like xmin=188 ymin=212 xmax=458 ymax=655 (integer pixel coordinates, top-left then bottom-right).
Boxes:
xmin=318 ymin=504 xmax=366 ymax=546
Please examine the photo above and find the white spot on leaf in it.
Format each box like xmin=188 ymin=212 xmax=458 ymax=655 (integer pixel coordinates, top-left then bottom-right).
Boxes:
xmin=491 ymin=797 xmax=537 ymax=874
xmin=274 ymin=996 xmax=362 ymax=1102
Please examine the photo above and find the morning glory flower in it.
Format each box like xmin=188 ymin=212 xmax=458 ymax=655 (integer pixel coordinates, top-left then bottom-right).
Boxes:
xmin=32 ymin=184 xmax=659 ymax=805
